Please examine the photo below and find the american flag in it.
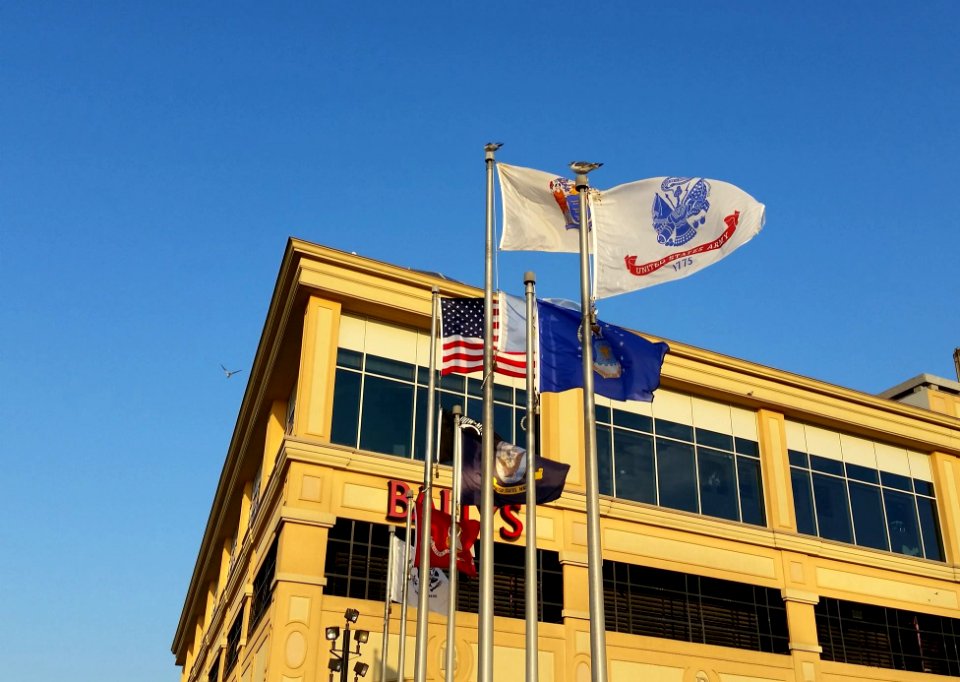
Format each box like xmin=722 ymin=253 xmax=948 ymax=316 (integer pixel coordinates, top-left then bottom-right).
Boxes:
xmin=440 ymin=294 xmax=526 ymax=378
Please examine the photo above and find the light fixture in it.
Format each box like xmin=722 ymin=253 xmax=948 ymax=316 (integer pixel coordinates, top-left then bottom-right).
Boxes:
xmin=354 ymin=661 xmax=369 ymax=678
xmin=328 ymin=658 xmax=342 ymax=672
xmin=325 ymin=626 xmax=340 ymax=641
xmin=344 ymin=608 xmax=360 ymax=623
xmin=354 ymin=629 xmax=369 ymax=644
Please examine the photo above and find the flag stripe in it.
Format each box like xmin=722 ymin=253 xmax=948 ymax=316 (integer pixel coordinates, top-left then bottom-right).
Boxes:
xmin=440 ymin=295 xmax=527 ymax=378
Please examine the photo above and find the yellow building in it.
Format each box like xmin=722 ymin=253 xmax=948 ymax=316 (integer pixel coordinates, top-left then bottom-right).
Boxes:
xmin=172 ymin=238 xmax=960 ymax=682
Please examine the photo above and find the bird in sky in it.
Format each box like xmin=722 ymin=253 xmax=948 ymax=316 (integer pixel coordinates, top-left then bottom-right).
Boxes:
xmin=220 ymin=364 xmax=244 ymax=378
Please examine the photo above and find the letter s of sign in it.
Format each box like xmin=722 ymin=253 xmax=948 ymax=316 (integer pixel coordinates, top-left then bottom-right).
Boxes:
xmin=386 ymin=479 xmax=411 ymax=521
xmin=499 ymin=504 xmax=523 ymax=540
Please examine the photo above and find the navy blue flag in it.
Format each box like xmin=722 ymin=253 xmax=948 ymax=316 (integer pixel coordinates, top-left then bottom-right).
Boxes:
xmin=537 ymin=299 xmax=669 ymax=402
xmin=439 ymin=411 xmax=569 ymax=507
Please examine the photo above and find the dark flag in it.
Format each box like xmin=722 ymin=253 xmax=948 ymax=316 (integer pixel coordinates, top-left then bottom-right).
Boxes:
xmin=412 ymin=491 xmax=479 ymax=576
xmin=439 ymin=410 xmax=569 ymax=507
xmin=537 ymin=299 xmax=669 ymax=402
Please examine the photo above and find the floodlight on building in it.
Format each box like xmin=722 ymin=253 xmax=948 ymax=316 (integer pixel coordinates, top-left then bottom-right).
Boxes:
xmin=344 ymin=608 xmax=360 ymax=623
xmin=328 ymin=658 xmax=342 ymax=672
xmin=353 ymin=661 xmax=369 ymax=678
xmin=354 ymin=629 xmax=369 ymax=644
xmin=325 ymin=626 xmax=340 ymax=641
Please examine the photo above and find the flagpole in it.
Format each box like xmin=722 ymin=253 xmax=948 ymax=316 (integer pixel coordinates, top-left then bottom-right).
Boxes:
xmin=479 ymin=141 xmax=502 ymax=682
xmin=444 ymin=406 xmax=463 ymax=682
xmin=570 ymin=161 xmax=607 ymax=682
xmin=414 ymin=287 xmax=441 ymax=682
xmin=523 ymin=271 xmax=539 ymax=682
xmin=381 ymin=524 xmax=396 ymax=682
xmin=397 ymin=490 xmax=414 ymax=682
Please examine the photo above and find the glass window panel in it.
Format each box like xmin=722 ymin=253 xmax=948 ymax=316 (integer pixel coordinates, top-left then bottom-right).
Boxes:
xmin=337 ymin=348 xmax=363 ymax=370
xmin=596 ymin=427 xmax=613 ymax=497
xmin=440 ymin=373 xmax=465 ymax=392
xmin=791 ymin=470 xmax=817 ymax=535
xmin=737 ymin=457 xmax=766 ymax=526
xmin=438 ymin=390 xmax=464 ymax=415
xmin=330 ymin=369 xmax=361 ymax=447
xmin=735 ymin=438 xmax=759 ymax=457
xmin=359 ymin=376 xmax=414 ymax=457
xmin=514 ymin=410 xmax=527 ymax=450
xmin=614 ymin=430 xmax=656 ymax=504
xmin=696 ymin=428 xmax=734 ymax=452
xmin=515 ymin=388 xmax=527 ymax=407
xmin=848 ymin=481 xmax=889 ymax=551
xmin=613 ymin=409 xmax=653 ymax=433
xmin=466 ymin=397 xmax=482 ymax=423
xmin=811 ymin=455 xmax=844 ymax=476
xmin=884 ymin=490 xmax=922 ymax=557
xmin=595 ymin=405 xmax=611 ymax=424
xmin=416 ymin=365 xmax=431 ymax=385
xmin=656 ymin=438 xmax=697 ymax=512
xmin=813 ymin=473 xmax=853 ymax=543
xmin=788 ymin=450 xmax=809 ymax=468
xmin=914 ymin=479 xmax=934 ymax=497
xmin=917 ymin=496 xmax=944 ymax=561
xmin=467 ymin=377 xmax=483 ymax=397
xmin=365 ymin=355 xmax=415 ymax=381
xmin=881 ymin=471 xmax=912 ymax=492
xmin=656 ymin=420 xmax=693 ymax=442
xmin=845 ymin=463 xmax=879 ymax=484
xmin=494 ymin=403 xmax=513 ymax=442
xmin=413 ymin=387 xmax=427 ymax=462
xmin=698 ymin=448 xmax=738 ymax=521
xmin=493 ymin=383 xmax=513 ymax=404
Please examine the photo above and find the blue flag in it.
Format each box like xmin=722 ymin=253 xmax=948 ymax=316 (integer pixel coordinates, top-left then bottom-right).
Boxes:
xmin=537 ymin=299 xmax=669 ymax=402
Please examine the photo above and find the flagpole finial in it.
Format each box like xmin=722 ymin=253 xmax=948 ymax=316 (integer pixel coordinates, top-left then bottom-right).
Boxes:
xmin=569 ymin=161 xmax=602 ymax=189
xmin=452 ymin=404 xmax=461 ymax=416
xmin=524 ymin=271 xmax=536 ymax=284
xmin=485 ymin=142 xmax=503 ymax=152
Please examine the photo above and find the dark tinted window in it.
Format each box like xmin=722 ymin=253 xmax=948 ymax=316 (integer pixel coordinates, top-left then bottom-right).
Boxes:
xmin=604 ymin=560 xmax=789 ymax=654
xmin=813 ymin=473 xmax=853 ymax=543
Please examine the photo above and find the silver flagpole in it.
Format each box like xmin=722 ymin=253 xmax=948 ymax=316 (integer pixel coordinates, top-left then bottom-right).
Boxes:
xmin=523 ymin=271 xmax=539 ymax=682
xmin=397 ymin=490 xmax=414 ymax=682
xmin=414 ymin=287 xmax=440 ymax=682
xmin=479 ymin=141 xmax=501 ymax=682
xmin=570 ymin=161 xmax=607 ymax=682
xmin=444 ymin=406 xmax=463 ymax=682
xmin=381 ymin=524 xmax=396 ymax=682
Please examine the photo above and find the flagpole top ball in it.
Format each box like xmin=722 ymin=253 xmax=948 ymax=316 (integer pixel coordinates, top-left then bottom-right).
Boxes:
xmin=452 ymin=404 xmax=462 ymax=416
xmin=569 ymin=161 xmax=603 ymax=189
xmin=485 ymin=142 xmax=503 ymax=160
xmin=524 ymin=271 xmax=536 ymax=284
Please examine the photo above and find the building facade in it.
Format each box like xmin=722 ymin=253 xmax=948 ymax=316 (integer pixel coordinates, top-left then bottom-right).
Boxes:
xmin=172 ymin=238 xmax=960 ymax=682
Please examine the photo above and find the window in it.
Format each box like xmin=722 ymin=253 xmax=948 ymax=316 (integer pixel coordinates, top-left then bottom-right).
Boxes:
xmin=817 ymin=597 xmax=960 ymax=676
xmin=330 ymin=349 xmax=528 ymax=460
xmin=248 ymin=536 xmax=278 ymax=634
xmin=207 ymin=651 xmax=221 ymax=682
xmin=224 ymin=609 xmax=243 ymax=674
xmin=323 ymin=518 xmax=563 ymax=623
xmin=455 ymin=542 xmax=563 ymax=623
xmin=603 ymin=561 xmax=789 ymax=654
xmin=789 ymin=449 xmax=943 ymax=560
xmin=249 ymin=466 xmax=263 ymax=527
xmin=596 ymin=406 xmax=765 ymax=526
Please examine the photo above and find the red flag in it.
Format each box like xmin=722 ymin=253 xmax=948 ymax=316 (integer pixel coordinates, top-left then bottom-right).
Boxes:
xmin=413 ymin=492 xmax=480 ymax=576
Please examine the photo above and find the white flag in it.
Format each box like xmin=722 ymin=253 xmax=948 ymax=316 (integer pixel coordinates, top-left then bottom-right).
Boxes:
xmin=407 ymin=566 xmax=449 ymax=614
xmin=388 ymin=535 xmax=408 ymax=603
xmin=594 ymin=177 xmax=764 ymax=297
xmin=498 ymin=163 xmax=586 ymax=253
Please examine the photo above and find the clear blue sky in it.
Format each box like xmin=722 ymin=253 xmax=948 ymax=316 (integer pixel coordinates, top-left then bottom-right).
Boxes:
xmin=1 ymin=3 xmax=958 ymax=681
